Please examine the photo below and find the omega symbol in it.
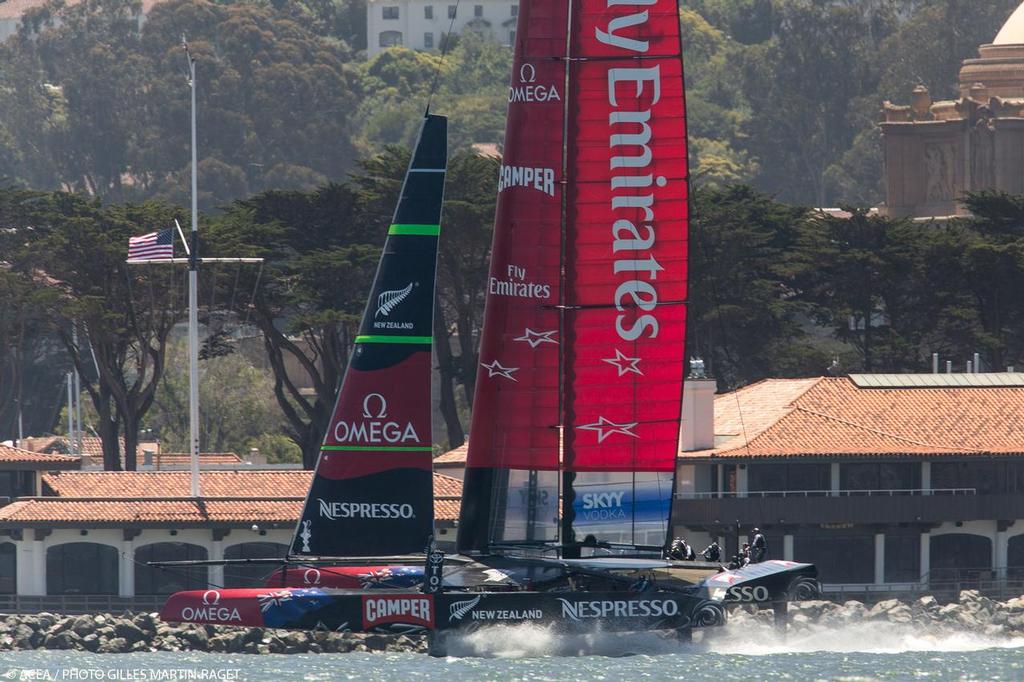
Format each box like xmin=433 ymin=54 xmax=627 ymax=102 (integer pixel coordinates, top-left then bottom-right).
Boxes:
xmin=519 ymin=63 xmax=536 ymax=84
xmin=362 ymin=393 xmax=388 ymax=419
xmin=202 ymin=590 xmax=221 ymax=606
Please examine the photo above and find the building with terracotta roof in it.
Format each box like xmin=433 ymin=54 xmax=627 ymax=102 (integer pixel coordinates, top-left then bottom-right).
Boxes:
xmin=673 ymin=374 xmax=1024 ymax=592
xmin=0 ymin=470 xmax=462 ymax=599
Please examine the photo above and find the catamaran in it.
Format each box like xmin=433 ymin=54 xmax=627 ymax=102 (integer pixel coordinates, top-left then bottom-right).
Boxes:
xmin=159 ymin=0 xmax=818 ymax=651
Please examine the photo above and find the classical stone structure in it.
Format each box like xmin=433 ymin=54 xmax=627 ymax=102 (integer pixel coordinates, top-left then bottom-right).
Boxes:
xmin=881 ymin=3 xmax=1024 ymax=218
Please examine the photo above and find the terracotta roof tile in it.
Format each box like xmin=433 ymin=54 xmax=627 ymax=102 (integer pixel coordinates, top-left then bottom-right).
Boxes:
xmin=692 ymin=376 xmax=1024 ymax=459
xmin=434 ymin=444 xmax=467 ymax=464
xmin=21 ymin=470 xmax=464 ymax=524
xmin=153 ymin=453 xmax=243 ymax=467
xmin=0 ymin=442 xmax=79 ymax=466
xmin=0 ymin=0 xmax=161 ymax=20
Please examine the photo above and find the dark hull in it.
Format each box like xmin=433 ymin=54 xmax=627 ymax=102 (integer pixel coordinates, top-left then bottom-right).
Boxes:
xmin=160 ymin=560 xmax=818 ymax=636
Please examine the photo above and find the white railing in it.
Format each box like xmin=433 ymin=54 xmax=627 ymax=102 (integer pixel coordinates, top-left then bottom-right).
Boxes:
xmin=674 ymin=487 xmax=976 ymax=500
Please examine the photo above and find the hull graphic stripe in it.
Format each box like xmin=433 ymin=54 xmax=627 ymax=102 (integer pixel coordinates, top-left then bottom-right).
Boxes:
xmin=321 ymin=445 xmax=433 ymax=452
xmin=389 ymin=224 xmax=441 ymax=236
xmin=355 ymin=335 xmax=433 ymax=344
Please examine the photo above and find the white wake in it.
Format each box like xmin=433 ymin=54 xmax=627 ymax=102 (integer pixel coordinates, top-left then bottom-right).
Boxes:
xmin=439 ymin=620 xmax=1024 ymax=659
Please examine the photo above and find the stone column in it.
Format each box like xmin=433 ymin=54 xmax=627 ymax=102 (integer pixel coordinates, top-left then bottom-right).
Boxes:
xmin=830 ymin=462 xmax=841 ymax=497
xmin=922 ymin=461 xmax=931 ymax=495
xmin=737 ymin=466 xmax=748 ymax=499
xmin=783 ymin=534 xmax=794 ymax=561
xmin=31 ymin=539 xmax=46 ymax=596
xmin=120 ymin=539 xmax=135 ymax=598
xmin=920 ymin=532 xmax=931 ymax=585
xmin=16 ymin=540 xmax=40 ymax=596
xmin=994 ymin=524 xmax=1009 ymax=582
xmin=716 ymin=464 xmax=724 ymax=498
xmin=874 ymin=533 xmax=886 ymax=585
xmin=209 ymin=537 xmax=225 ymax=589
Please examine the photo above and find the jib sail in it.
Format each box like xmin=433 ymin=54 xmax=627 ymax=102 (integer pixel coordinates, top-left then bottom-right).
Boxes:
xmin=459 ymin=0 xmax=689 ymax=555
xmin=292 ymin=114 xmax=447 ymax=557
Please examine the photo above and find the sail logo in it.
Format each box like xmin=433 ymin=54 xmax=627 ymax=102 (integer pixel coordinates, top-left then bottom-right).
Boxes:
xmin=373 ymin=283 xmax=415 ymax=330
xmin=332 ymin=393 xmax=420 ymax=444
xmin=303 ymin=568 xmax=322 ymax=585
xmin=557 ymin=598 xmax=678 ymax=621
xmin=448 ymin=595 xmax=482 ymax=622
xmin=363 ymin=595 xmax=434 ymax=629
xmin=597 ymin=3 xmax=667 ymax=342
xmin=179 ymin=590 xmax=243 ymax=623
xmin=579 ymin=491 xmax=626 ymax=521
xmin=489 ymin=264 xmax=552 ymax=300
xmin=498 ymin=165 xmax=556 ymax=197
xmin=318 ymin=499 xmax=415 ymax=520
xmin=508 ymin=62 xmax=561 ymax=104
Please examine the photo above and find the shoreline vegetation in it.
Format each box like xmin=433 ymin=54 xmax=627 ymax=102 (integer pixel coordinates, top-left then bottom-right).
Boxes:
xmin=0 ymin=591 xmax=1021 ymax=655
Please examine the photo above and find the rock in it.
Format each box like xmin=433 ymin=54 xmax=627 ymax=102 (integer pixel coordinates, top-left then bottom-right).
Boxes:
xmin=176 ymin=627 xmax=209 ymax=650
xmin=97 ymin=637 xmax=128 ymax=654
xmin=114 ymin=621 xmax=147 ymax=644
xmin=80 ymin=633 xmax=100 ymax=652
xmin=885 ymin=604 xmax=913 ymax=624
xmin=71 ymin=615 xmax=95 ymax=637
xmin=364 ymin=634 xmax=390 ymax=650
xmin=133 ymin=613 xmax=158 ymax=633
xmin=867 ymin=599 xmax=902 ymax=619
xmin=915 ymin=595 xmax=939 ymax=611
xmin=43 ymin=631 xmax=79 ymax=650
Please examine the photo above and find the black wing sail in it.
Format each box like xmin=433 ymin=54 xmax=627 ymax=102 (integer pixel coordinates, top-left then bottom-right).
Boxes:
xmin=291 ymin=114 xmax=447 ymax=557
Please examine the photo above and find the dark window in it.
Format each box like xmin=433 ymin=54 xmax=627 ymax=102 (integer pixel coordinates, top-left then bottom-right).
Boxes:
xmin=379 ymin=30 xmax=403 ymax=47
xmin=0 ymin=471 xmax=34 ymax=500
xmin=448 ymin=5 xmax=457 ymax=18
xmin=1008 ymin=535 xmax=1024 ymax=580
xmin=135 ymin=543 xmax=208 ymax=595
xmin=424 ymin=32 xmax=434 ymax=48
xmin=223 ymin=542 xmax=288 ymax=588
xmin=840 ymin=463 xmax=879 ymax=492
xmin=382 ymin=6 xmax=399 ymax=19
xmin=509 ymin=29 xmax=515 ymax=45
xmin=794 ymin=533 xmax=874 ymax=583
xmin=47 ymin=543 xmax=118 ymax=595
xmin=748 ymin=464 xmax=786 ymax=494
xmin=749 ymin=463 xmax=828 ymax=494
xmin=789 ymin=464 xmax=830 ymax=492
xmin=885 ymin=533 xmax=920 ymax=583
xmin=0 ymin=543 xmax=14 ymax=594
xmin=424 ymin=5 xmax=433 ymax=19
xmin=511 ymin=5 xmax=519 ymax=16
xmin=933 ymin=462 xmax=1003 ymax=494
xmin=474 ymin=4 xmax=483 ymax=17
xmin=930 ymin=534 xmax=992 ymax=582
xmin=879 ymin=463 xmax=919 ymax=490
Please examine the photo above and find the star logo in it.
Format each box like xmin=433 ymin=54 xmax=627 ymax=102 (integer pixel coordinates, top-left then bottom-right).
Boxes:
xmin=481 ymin=359 xmax=519 ymax=381
xmin=603 ymin=349 xmax=643 ymax=376
xmin=513 ymin=328 xmax=558 ymax=348
xmin=577 ymin=416 xmax=639 ymax=443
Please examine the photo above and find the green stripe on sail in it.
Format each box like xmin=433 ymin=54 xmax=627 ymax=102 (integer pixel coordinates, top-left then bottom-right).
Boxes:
xmin=321 ymin=445 xmax=433 ymax=452
xmin=388 ymin=224 xmax=440 ymax=236
xmin=355 ymin=335 xmax=432 ymax=344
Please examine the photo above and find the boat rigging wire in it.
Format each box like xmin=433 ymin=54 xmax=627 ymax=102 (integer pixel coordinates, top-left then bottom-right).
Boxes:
xmin=423 ymin=0 xmax=462 ymax=116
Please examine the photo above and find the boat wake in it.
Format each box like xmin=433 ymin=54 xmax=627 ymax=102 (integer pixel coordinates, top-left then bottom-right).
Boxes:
xmin=440 ymin=620 xmax=1024 ymax=658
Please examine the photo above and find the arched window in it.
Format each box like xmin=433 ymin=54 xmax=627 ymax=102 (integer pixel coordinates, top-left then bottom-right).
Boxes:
xmin=47 ymin=543 xmax=118 ymax=595
xmin=224 ymin=542 xmax=288 ymax=588
xmin=930 ymin=534 xmax=992 ymax=583
xmin=135 ymin=543 xmax=208 ymax=595
xmin=1007 ymin=535 xmax=1024 ymax=579
xmin=379 ymin=31 xmax=403 ymax=48
xmin=0 ymin=543 xmax=15 ymax=594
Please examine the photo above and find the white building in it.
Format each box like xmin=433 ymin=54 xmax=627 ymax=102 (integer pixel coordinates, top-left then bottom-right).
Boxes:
xmin=367 ymin=0 xmax=519 ymax=57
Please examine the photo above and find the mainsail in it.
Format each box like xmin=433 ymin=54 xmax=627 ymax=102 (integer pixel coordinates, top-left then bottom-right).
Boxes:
xmin=291 ymin=114 xmax=447 ymax=557
xmin=459 ymin=0 xmax=689 ymax=555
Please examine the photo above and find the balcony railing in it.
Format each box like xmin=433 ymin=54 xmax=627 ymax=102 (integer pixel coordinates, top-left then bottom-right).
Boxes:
xmin=675 ymin=487 xmax=976 ymax=500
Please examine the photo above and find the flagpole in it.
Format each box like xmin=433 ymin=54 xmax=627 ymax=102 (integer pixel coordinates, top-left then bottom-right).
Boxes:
xmin=185 ymin=37 xmax=201 ymax=499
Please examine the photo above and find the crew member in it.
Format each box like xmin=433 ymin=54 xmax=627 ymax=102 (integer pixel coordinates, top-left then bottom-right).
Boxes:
xmin=750 ymin=528 xmax=768 ymax=563
xmin=740 ymin=543 xmax=751 ymax=567
xmin=701 ymin=541 xmax=721 ymax=563
xmin=667 ymin=536 xmax=692 ymax=561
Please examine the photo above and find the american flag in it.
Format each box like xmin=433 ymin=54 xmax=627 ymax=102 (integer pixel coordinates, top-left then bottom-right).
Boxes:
xmin=127 ymin=229 xmax=173 ymax=260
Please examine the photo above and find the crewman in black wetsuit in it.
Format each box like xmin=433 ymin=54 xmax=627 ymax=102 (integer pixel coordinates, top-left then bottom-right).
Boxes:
xmin=667 ymin=537 xmax=691 ymax=561
xmin=701 ymin=541 xmax=722 ymax=563
xmin=750 ymin=528 xmax=768 ymax=563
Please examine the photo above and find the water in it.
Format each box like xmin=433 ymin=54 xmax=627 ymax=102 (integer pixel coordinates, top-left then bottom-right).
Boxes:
xmin=2 ymin=621 xmax=1022 ymax=682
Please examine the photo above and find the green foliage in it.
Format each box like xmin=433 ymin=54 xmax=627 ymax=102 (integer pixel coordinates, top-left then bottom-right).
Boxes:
xmin=247 ymin=432 xmax=302 ymax=464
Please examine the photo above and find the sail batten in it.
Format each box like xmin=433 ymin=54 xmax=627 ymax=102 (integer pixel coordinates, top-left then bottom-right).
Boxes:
xmin=291 ymin=114 xmax=447 ymax=558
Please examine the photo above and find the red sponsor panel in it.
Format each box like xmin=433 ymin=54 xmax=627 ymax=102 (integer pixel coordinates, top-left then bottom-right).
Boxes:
xmin=564 ymin=1 xmax=688 ymax=473
xmin=160 ymin=589 xmax=266 ymax=627
xmin=317 ymin=353 xmax=432 ymax=479
xmin=362 ymin=594 xmax=435 ymax=629
xmin=466 ymin=2 xmax=568 ymax=472
xmin=573 ymin=0 xmax=683 ymax=58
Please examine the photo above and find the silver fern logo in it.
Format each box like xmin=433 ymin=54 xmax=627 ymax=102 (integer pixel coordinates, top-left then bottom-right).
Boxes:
xmin=376 ymin=282 xmax=414 ymax=317
xmin=448 ymin=594 xmax=482 ymax=622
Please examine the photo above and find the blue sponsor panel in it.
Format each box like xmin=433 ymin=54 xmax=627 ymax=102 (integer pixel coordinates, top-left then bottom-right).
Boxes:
xmin=572 ymin=473 xmax=673 ymax=546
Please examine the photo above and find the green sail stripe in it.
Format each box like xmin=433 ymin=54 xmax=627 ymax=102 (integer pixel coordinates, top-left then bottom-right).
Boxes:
xmin=355 ymin=335 xmax=432 ymax=344
xmin=388 ymin=224 xmax=440 ymax=236
xmin=321 ymin=445 xmax=433 ymax=452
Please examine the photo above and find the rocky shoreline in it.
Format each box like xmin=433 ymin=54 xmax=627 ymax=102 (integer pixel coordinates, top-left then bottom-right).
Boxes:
xmin=0 ymin=590 xmax=1021 ymax=654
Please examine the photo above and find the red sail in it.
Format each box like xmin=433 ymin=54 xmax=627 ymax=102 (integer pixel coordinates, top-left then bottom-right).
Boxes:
xmin=564 ymin=0 xmax=689 ymax=473
xmin=464 ymin=0 xmax=568 ymax=472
